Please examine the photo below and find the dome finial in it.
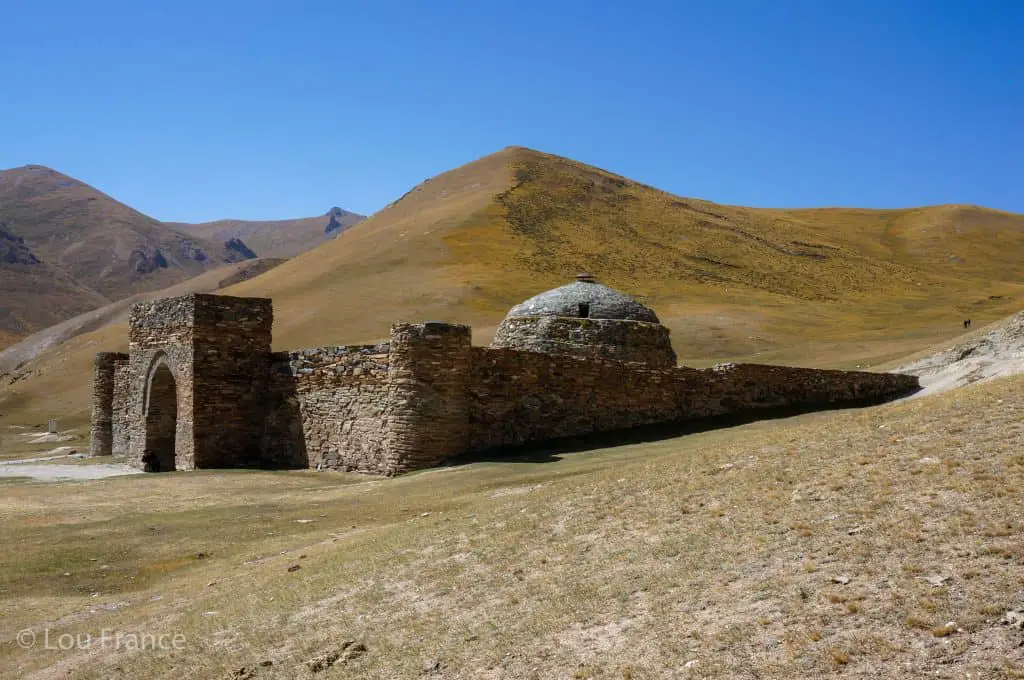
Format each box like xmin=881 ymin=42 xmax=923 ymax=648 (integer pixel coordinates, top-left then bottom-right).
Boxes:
xmin=576 ymin=272 xmax=596 ymax=283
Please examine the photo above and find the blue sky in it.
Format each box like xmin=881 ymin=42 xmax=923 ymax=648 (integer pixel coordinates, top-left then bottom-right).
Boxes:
xmin=1 ymin=0 xmax=1021 ymax=221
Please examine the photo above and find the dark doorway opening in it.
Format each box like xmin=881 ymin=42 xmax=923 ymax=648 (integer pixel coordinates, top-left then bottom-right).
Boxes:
xmin=143 ymin=363 xmax=177 ymax=472
xmin=578 ymin=302 xmax=590 ymax=318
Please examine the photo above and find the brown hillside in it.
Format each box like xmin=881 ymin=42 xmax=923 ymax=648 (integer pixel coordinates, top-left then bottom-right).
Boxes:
xmin=1 ymin=146 xmax=1022 ymax=426
xmin=170 ymin=207 xmax=364 ymax=259
xmin=225 ymin=146 xmax=1023 ymax=359
xmin=1 ymin=221 xmax=109 ymax=341
xmin=0 ymin=165 xmax=255 ymax=346
xmin=0 ymin=257 xmax=286 ymax=377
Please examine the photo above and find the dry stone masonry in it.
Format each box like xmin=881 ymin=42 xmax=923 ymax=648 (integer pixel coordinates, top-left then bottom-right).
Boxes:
xmin=91 ymin=279 xmax=921 ymax=476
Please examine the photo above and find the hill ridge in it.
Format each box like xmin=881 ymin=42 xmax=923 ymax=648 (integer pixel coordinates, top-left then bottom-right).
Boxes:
xmin=169 ymin=206 xmax=364 ymax=259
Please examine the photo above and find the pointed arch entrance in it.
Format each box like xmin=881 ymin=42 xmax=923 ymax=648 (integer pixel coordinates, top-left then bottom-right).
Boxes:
xmin=142 ymin=357 xmax=178 ymax=472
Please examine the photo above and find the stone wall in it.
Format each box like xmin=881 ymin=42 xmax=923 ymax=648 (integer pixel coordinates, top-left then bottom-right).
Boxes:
xmin=91 ymin=293 xmax=921 ymax=477
xmin=259 ymin=352 xmax=310 ymax=470
xmin=190 ymin=294 xmax=273 ymax=468
xmin=266 ymin=343 xmax=391 ymax=473
xmin=384 ymin=323 xmax=472 ymax=474
xmin=466 ymin=348 xmax=919 ymax=455
xmin=491 ymin=316 xmax=677 ymax=367
xmin=111 ymin=357 xmax=131 ymax=455
xmin=121 ymin=293 xmax=273 ymax=471
xmin=259 ymin=323 xmax=475 ymax=476
xmin=89 ymin=352 xmax=128 ymax=456
xmin=125 ymin=295 xmax=197 ymax=470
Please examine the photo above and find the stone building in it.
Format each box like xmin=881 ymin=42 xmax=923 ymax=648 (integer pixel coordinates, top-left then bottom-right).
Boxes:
xmin=90 ymin=275 xmax=920 ymax=475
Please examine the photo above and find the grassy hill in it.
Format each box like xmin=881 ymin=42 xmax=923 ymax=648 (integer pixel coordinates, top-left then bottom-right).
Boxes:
xmin=0 ymin=165 xmax=256 ymax=347
xmin=169 ymin=207 xmax=364 ymax=259
xmin=224 ymin=146 xmax=1023 ymax=360
xmin=1 ymin=146 xmax=1022 ymax=427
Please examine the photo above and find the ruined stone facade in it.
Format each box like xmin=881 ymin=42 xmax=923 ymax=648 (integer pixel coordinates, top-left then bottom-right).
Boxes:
xmin=115 ymin=294 xmax=273 ymax=471
xmin=90 ymin=284 xmax=921 ymax=476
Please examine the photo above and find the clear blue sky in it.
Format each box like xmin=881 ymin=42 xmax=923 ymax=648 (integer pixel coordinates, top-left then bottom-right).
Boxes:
xmin=1 ymin=0 xmax=1021 ymax=221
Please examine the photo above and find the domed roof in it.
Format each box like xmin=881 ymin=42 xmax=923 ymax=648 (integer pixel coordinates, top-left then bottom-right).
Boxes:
xmin=505 ymin=274 xmax=660 ymax=323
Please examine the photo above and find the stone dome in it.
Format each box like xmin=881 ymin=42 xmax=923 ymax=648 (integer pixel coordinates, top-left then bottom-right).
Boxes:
xmin=504 ymin=275 xmax=660 ymax=323
xmin=490 ymin=274 xmax=676 ymax=368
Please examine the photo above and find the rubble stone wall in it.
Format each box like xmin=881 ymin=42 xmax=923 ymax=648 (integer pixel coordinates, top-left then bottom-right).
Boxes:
xmin=491 ymin=316 xmax=677 ymax=367
xmin=466 ymin=348 xmax=919 ymax=455
xmin=269 ymin=343 xmax=392 ymax=473
xmin=91 ymin=294 xmax=921 ymax=477
xmin=111 ymin=356 xmax=131 ymax=455
xmin=89 ymin=352 xmax=129 ymax=456
xmin=189 ymin=294 xmax=273 ymax=468
xmin=125 ymin=295 xmax=197 ymax=470
xmin=384 ymin=323 xmax=472 ymax=474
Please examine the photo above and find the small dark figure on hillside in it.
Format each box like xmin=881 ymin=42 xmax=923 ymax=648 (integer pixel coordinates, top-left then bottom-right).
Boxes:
xmin=964 ymin=319 xmax=971 ymax=329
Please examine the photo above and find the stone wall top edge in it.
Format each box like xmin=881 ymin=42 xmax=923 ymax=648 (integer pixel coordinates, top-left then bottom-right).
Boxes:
xmin=391 ymin=321 xmax=472 ymax=334
xmin=191 ymin=292 xmax=273 ymax=304
xmin=129 ymin=293 xmax=272 ymax=313
xmin=133 ymin=292 xmax=271 ymax=306
xmin=470 ymin=345 xmax=696 ymax=374
xmin=705 ymin=362 xmax=918 ymax=379
xmin=283 ymin=342 xmax=391 ymax=358
xmin=497 ymin=315 xmax=667 ymax=328
xmin=95 ymin=351 xmax=130 ymax=360
xmin=130 ymin=295 xmax=194 ymax=315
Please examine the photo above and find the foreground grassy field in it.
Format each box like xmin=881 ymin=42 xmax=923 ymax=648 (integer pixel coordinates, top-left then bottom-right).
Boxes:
xmin=1 ymin=374 xmax=1021 ymax=679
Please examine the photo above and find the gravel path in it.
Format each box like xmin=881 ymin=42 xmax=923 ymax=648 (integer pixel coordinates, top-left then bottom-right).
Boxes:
xmin=0 ymin=458 xmax=142 ymax=482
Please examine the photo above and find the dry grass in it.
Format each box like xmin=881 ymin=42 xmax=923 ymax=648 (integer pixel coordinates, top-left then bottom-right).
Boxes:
xmin=1 ymin=374 xmax=1021 ymax=678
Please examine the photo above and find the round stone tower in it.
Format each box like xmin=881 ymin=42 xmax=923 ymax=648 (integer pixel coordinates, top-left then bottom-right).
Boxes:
xmin=490 ymin=274 xmax=677 ymax=367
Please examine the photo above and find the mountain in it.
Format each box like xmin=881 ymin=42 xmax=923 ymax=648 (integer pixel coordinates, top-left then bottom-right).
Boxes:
xmin=1 ymin=146 xmax=1023 ymax=426
xmin=0 ymin=220 xmax=109 ymax=349
xmin=0 ymin=165 xmax=257 ymax=346
xmin=169 ymin=206 xmax=365 ymax=259
xmin=223 ymin=146 xmax=1024 ymax=362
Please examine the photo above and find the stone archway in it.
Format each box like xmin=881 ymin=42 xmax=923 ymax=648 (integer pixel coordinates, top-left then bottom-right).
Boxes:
xmin=142 ymin=360 xmax=178 ymax=472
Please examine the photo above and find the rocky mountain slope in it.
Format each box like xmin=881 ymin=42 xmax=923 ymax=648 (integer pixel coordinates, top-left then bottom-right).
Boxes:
xmin=0 ymin=165 xmax=257 ymax=345
xmin=170 ymin=206 xmax=364 ymax=258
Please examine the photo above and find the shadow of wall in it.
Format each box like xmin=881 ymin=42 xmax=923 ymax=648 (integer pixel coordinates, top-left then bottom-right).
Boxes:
xmin=258 ymin=352 xmax=309 ymax=469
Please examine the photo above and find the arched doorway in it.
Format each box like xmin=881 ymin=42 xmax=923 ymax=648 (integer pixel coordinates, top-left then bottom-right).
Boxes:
xmin=142 ymin=361 xmax=178 ymax=472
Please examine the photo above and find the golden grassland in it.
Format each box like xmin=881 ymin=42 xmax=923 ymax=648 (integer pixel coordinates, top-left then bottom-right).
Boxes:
xmin=2 ymin=146 xmax=1021 ymax=428
xmin=0 ymin=374 xmax=1021 ymax=678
